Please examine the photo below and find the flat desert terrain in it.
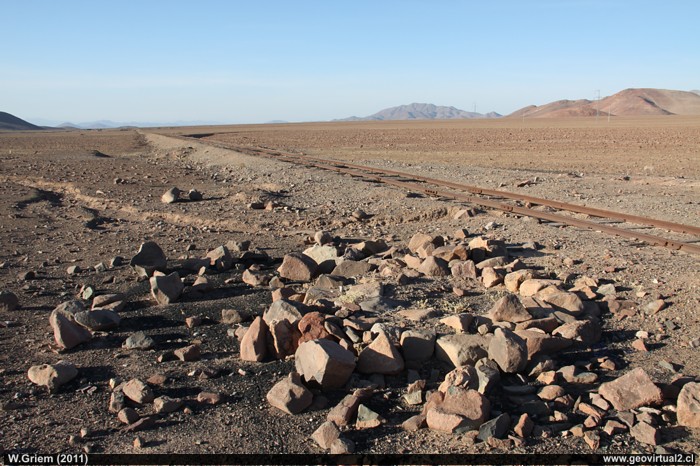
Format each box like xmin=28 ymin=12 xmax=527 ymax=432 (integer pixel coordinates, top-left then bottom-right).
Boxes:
xmin=1 ymin=116 xmax=699 ymax=456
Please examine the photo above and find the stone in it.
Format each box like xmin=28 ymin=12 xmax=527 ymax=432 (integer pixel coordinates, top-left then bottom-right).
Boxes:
xmin=123 ymin=379 xmax=154 ymax=404
xmin=268 ymin=319 xmax=297 ymax=359
xmin=630 ymin=422 xmax=659 ymax=445
xmin=603 ymin=420 xmax=627 ymax=435
xmin=440 ymin=313 xmax=473 ymax=332
xmin=677 ymin=382 xmax=700 ymax=428
xmin=109 ymin=391 xmax=126 ymax=413
xmin=451 ymin=260 xmax=477 ymax=280
xmin=49 ymin=309 xmax=92 ymax=350
xmin=240 ymin=316 xmax=268 ymax=362
xmin=297 ymin=312 xmax=332 ymax=344
xmin=74 ymin=309 xmax=121 ymax=331
xmin=153 ymin=396 xmax=183 ymax=414
xmin=440 ymin=365 xmax=479 ymax=392
xmin=314 ymin=231 xmax=334 ymax=245
xmin=327 ymin=394 xmax=361 ymax=426
xmin=356 ymin=404 xmax=383 ymax=429
xmin=400 ymin=330 xmax=436 ymax=366
xmin=475 ymin=360 xmax=501 ymax=395
xmin=417 ymin=256 xmax=450 ymax=277
xmin=0 ymin=291 xmax=19 ymax=311
xmin=188 ymin=189 xmax=203 ymax=201
xmin=161 ymin=187 xmax=180 ymax=203
xmin=538 ymin=385 xmax=566 ymax=401
xmin=330 ymin=438 xmax=355 ymax=454
xmin=408 ymin=233 xmax=441 ymax=253
xmin=92 ymin=293 xmax=126 ymax=310
xmin=266 ymin=372 xmax=313 ymax=415
xmin=66 ymin=265 xmax=80 ymax=275
xmin=481 ymin=267 xmax=503 ymax=288
xmin=185 ymin=315 xmax=202 ymax=328
xmin=331 ymin=260 xmax=372 ymax=278
xmin=489 ymin=294 xmax=532 ymax=323
xmin=174 ymin=344 xmax=201 ymax=362
xmin=403 ymin=254 xmax=423 ymax=270
xmin=514 ymin=330 xmax=572 ymax=359
xmin=278 ymin=253 xmax=318 ymax=282
xmin=552 ymin=320 xmax=601 ymax=346
xmin=514 ymin=413 xmax=534 ymax=438
xmin=504 ymin=270 xmax=534 ymax=293
xmin=518 ymin=279 xmax=561 ymax=297
xmin=311 ymin=421 xmax=340 ymax=450
xmin=130 ymin=242 xmax=167 ymax=276
xmin=303 ymin=245 xmax=340 ymax=274
xmin=357 ymin=332 xmax=405 ymax=375
xmin=295 ymin=339 xmax=356 ymax=389
xmin=426 ymin=408 xmax=470 ymax=433
xmin=118 ymin=408 xmax=140 ymax=425
xmin=27 ymin=361 xmax=78 ymax=391
xmin=221 ymin=309 xmax=244 ymax=325
xmin=642 ymin=299 xmax=667 ymax=315
xmin=515 ymin=316 xmax=560 ymax=333
xmin=149 ymin=272 xmax=183 ymax=305
xmin=477 ymin=413 xmax=511 ymax=441
xmin=402 ymin=414 xmax=427 ymax=431
xmin=263 ymin=299 xmax=306 ymax=326
xmin=538 ymin=290 xmax=584 ymax=314
xmin=427 ymin=387 xmax=490 ymax=433
xmin=123 ymin=332 xmax=156 ymax=350
xmin=197 ymin=392 xmax=223 ymax=405
xmin=583 ymin=430 xmax=601 ymax=449
xmin=122 ymin=416 xmax=156 ymax=433
xmin=435 ymin=334 xmax=488 ymax=368
xmin=488 ymin=328 xmax=528 ymax=373
xmin=598 ymin=368 xmax=663 ymax=411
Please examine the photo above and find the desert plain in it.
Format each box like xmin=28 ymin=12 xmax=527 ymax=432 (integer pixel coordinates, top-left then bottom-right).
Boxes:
xmin=0 ymin=115 xmax=699 ymax=456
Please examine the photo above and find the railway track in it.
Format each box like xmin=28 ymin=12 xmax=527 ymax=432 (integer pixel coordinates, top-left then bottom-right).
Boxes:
xmin=177 ymin=134 xmax=700 ymax=255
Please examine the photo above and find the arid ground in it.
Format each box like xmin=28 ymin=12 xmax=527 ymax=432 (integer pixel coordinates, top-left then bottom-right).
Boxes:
xmin=1 ymin=116 xmax=699 ymax=456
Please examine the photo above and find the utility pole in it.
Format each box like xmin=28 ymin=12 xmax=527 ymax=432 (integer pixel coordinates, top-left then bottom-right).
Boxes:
xmin=595 ymin=89 xmax=601 ymax=121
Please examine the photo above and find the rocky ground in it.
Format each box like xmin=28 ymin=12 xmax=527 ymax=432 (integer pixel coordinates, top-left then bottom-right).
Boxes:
xmin=0 ymin=120 xmax=699 ymax=456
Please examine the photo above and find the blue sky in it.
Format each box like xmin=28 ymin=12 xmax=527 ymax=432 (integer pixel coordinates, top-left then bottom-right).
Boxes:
xmin=2 ymin=0 xmax=698 ymax=124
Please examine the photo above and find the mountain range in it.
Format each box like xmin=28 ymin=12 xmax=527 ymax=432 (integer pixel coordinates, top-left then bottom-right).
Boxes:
xmin=338 ymin=103 xmax=501 ymax=121
xmin=509 ymin=88 xmax=700 ymax=118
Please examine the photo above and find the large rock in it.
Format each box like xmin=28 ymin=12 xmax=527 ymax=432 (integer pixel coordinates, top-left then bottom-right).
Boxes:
xmin=122 ymin=379 xmax=154 ymax=404
xmin=451 ymin=261 xmax=477 ymax=280
xmin=278 ymin=253 xmax=318 ymax=282
xmin=676 ymin=382 xmax=700 ymax=427
xmin=427 ymin=387 xmax=490 ymax=433
xmin=27 ymin=361 xmax=78 ymax=391
xmin=130 ymin=242 xmax=167 ymax=276
xmin=303 ymin=245 xmax=340 ymax=274
xmin=488 ymin=294 xmax=532 ymax=323
xmin=331 ymin=260 xmax=372 ymax=278
xmin=327 ymin=394 xmax=361 ymax=426
xmin=408 ymin=233 xmax=442 ymax=254
xmin=417 ymin=256 xmax=450 ymax=277
xmin=263 ymin=299 xmax=307 ymax=326
xmin=311 ymin=421 xmax=340 ymax=450
xmin=0 ymin=290 xmax=19 ymax=311
xmin=295 ymin=339 xmax=356 ymax=389
xmin=266 ymin=372 xmax=313 ymax=414
xmin=435 ymin=334 xmax=488 ymax=368
xmin=206 ymin=246 xmax=234 ymax=272
xmin=269 ymin=319 xmax=298 ymax=359
xmin=50 ymin=309 xmax=92 ymax=350
xmin=514 ymin=329 xmax=572 ymax=359
xmin=357 ymin=332 xmax=405 ymax=375
xmin=149 ymin=272 xmax=183 ymax=305
xmin=598 ymin=368 xmax=663 ymax=411
xmin=400 ymin=330 xmax=436 ymax=366
xmin=161 ymin=187 xmax=180 ymax=204
xmin=240 ymin=317 xmax=268 ymax=362
xmin=74 ymin=309 xmax=121 ymax=331
xmin=538 ymin=289 xmax=584 ymax=314
xmin=552 ymin=320 xmax=601 ymax=346
xmin=488 ymin=328 xmax=528 ymax=373
xmin=297 ymin=312 xmax=332 ymax=344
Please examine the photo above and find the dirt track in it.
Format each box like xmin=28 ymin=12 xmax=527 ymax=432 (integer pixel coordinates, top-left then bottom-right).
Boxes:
xmin=0 ymin=118 xmax=698 ymax=455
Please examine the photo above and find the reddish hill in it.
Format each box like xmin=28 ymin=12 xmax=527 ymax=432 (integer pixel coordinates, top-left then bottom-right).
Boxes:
xmin=509 ymin=88 xmax=700 ymax=118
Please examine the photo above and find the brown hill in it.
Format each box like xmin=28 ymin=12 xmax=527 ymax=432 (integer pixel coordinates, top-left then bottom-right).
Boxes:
xmin=509 ymin=88 xmax=700 ymax=118
xmin=0 ymin=112 xmax=44 ymax=131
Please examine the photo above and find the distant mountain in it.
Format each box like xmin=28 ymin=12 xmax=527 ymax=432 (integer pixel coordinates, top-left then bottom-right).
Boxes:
xmin=337 ymin=103 xmax=502 ymax=121
xmin=0 ymin=112 xmax=46 ymax=131
xmin=509 ymin=88 xmax=700 ymax=118
xmin=29 ymin=118 xmax=225 ymax=129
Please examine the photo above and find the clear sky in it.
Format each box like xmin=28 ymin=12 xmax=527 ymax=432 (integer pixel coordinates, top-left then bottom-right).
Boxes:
xmin=2 ymin=0 xmax=698 ymax=124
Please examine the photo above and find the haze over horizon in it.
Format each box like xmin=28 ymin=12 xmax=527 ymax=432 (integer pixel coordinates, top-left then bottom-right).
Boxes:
xmin=2 ymin=0 xmax=698 ymax=125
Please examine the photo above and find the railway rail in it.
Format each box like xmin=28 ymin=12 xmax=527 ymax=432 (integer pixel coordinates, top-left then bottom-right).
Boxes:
xmin=176 ymin=134 xmax=700 ymax=255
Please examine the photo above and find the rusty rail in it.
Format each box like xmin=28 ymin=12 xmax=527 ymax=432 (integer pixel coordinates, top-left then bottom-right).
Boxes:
xmin=173 ymin=134 xmax=700 ymax=255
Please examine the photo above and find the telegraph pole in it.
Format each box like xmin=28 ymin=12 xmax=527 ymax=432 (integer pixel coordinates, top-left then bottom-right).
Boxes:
xmin=595 ymin=89 xmax=601 ymax=121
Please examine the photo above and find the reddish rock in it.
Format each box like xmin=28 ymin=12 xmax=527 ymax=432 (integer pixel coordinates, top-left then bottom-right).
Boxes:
xmin=123 ymin=379 xmax=154 ymax=404
xmin=538 ymin=385 xmax=566 ymax=401
xmin=440 ymin=313 xmax=473 ymax=332
xmin=278 ymin=253 xmax=318 ymax=282
xmin=630 ymin=422 xmax=659 ymax=445
xmin=357 ymin=332 xmax=405 ymax=375
xmin=149 ymin=272 xmax=184 ymax=305
xmin=266 ymin=372 xmax=313 ymax=415
xmin=402 ymin=414 xmax=427 ymax=431
xmin=297 ymin=312 xmax=332 ymax=344
xmin=27 ymin=361 xmax=78 ymax=392
xmin=426 ymin=408 xmax=468 ymax=433
xmin=197 ymin=392 xmax=223 ymax=405
xmin=311 ymin=421 xmax=340 ymax=450
xmin=488 ymin=328 xmax=528 ymax=373
xmin=174 ymin=344 xmax=201 ymax=362
xmin=552 ymin=320 xmax=601 ymax=346
xmin=514 ymin=329 xmax=572 ymax=359
xmin=677 ymin=382 xmax=700 ymax=428
xmin=514 ymin=413 xmax=534 ymax=438
xmin=240 ymin=316 xmax=269 ymax=362
xmin=153 ymin=396 xmax=182 ymax=414
xmin=49 ymin=309 xmax=92 ymax=350
xmin=269 ymin=319 xmax=298 ymax=359
xmin=481 ymin=267 xmax=503 ymax=288
xmin=327 ymin=394 xmax=361 ymax=426
xmin=504 ymin=270 xmax=534 ymax=293
xmin=435 ymin=334 xmax=488 ymax=368
xmin=417 ymin=256 xmax=450 ymax=277
xmin=118 ymin=407 xmax=140 ymax=425
xmin=598 ymin=368 xmax=663 ymax=411
xmin=489 ymin=294 xmax=532 ymax=323
xmin=451 ymin=261 xmax=477 ymax=280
